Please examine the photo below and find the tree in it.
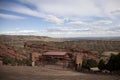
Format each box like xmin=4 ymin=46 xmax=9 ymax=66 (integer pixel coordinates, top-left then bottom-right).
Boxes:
xmin=82 ymin=59 xmax=98 ymax=69
xmin=82 ymin=59 xmax=89 ymax=69
xmin=98 ymin=59 xmax=106 ymax=70
xmin=87 ymin=59 xmax=98 ymax=68
xmin=106 ymin=53 xmax=120 ymax=71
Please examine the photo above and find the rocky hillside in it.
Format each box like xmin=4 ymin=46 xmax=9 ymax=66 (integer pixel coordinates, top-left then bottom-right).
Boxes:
xmin=0 ymin=35 xmax=120 ymax=60
xmin=0 ymin=35 xmax=120 ymax=52
xmin=25 ymin=41 xmax=100 ymax=61
xmin=0 ymin=42 xmax=27 ymax=60
xmin=25 ymin=40 xmax=120 ymax=52
xmin=0 ymin=35 xmax=64 ymax=49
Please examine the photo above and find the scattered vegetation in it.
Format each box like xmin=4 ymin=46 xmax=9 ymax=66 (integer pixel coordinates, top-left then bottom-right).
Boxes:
xmin=2 ymin=56 xmax=14 ymax=65
xmin=2 ymin=56 xmax=32 ymax=66
xmin=98 ymin=53 xmax=120 ymax=72
xmin=82 ymin=59 xmax=98 ymax=69
xmin=0 ymin=35 xmax=120 ymax=74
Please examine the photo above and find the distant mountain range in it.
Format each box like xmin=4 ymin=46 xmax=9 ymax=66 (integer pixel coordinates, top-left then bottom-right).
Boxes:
xmin=62 ymin=37 xmax=120 ymax=41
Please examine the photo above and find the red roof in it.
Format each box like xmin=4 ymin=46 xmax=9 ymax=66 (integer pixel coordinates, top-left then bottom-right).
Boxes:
xmin=43 ymin=52 xmax=67 ymax=56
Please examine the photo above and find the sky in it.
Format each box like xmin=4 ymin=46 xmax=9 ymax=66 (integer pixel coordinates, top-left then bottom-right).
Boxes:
xmin=0 ymin=0 xmax=120 ymax=38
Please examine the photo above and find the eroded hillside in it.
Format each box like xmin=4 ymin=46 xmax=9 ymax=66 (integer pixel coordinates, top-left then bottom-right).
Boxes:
xmin=25 ymin=40 xmax=120 ymax=52
xmin=0 ymin=42 xmax=27 ymax=60
xmin=0 ymin=35 xmax=120 ymax=60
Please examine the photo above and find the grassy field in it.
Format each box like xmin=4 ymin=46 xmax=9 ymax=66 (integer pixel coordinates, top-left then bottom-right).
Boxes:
xmin=0 ymin=66 xmax=119 ymax=80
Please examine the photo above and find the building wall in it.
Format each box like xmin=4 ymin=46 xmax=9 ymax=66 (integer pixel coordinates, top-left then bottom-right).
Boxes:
xmin=75 ymin=54 xmax=83 ymax=71
xmin=31 ymin=52 xmax=42 ymax=66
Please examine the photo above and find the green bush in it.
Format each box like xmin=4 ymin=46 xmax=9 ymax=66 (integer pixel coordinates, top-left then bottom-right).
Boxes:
xmin=16 ymin=59 xmax=32 ymax=66
xmin=24 ymin=59 xmax=32 ymax=66
xmin=87 ymin=59 xmax=98 ymax=68
xmin=106 ymin=53 xmax=120 ymax=71
xmin=82 ymin=59 xmax=89 ymax=69
xmin=2 ymin=56 xmax=32 ymax=66
xmin=82 ymin=59 xmax=98 ymax=69
xmin=2 ymin=56 xmax=12 ymax=65
xmin=98 ymin=59 xmax=106 ymax=70
xmin=2 ymin=56 xmax=16 ymax=65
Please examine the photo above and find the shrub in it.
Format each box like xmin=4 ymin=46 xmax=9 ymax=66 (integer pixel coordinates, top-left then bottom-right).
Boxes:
xmin=16 ymin=59 xmax=32 ymax=66
xmin=106 ymin=53 xmax=120 ymax=71
xmin=2 ymin=56 xmax=12 ymax=65
xmin=24 ymin=59 xmax=32 ymax=66
xmin=82 ymin=59 xmax=89 ymax=69
xmin=2 ymin=56 xmax=32 ymax=66
xmin=98 ymin=59 xmax=106 ymax=70
xmin=82 ymin=59 xmax=98 ymax=69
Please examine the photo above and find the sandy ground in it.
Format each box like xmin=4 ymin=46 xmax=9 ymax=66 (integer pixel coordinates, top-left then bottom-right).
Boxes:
xmin=0 ymin=66 xmax=120 ymax=80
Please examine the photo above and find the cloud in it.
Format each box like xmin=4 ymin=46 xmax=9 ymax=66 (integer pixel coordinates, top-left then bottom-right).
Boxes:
xmin=0 ymin=2 xmax=46 ymax=18
xmin=1 ymin=25 xmax=120 ymax=37
xmin=45 ymin=26 xmax=120 ymax=37
xmin=2 ymin=30 xmax=39 ymax=35
xmin=18 ymin=0 xmax=120 ymax=18
xmin=110 ymin=9 xmax=120 ymax=19
xmin=0 ymin=13 xmax=25 ymax=19
xmin=45 ymin=15 xmax=65 ymax=24
xmin=91 ymin=20 xmax=113 ymax=25
xmin=0 ymin=0 xmax=120 ymax=37
xmin=1 ymin=0 xmax=119 ymax=24
xmin=46 ymin=26 xmax=90 ymax=32
xmin=68 ymin=21 xmax=85 ymax=26
xmin=18 ymin=0 xmax=101 ymax=17
xmin=42 ymin=26 xmax=91 ymax=37
xmin=111 ymin=9 xmax=120 ymax=14
xmin=68 ymin=20 xmax=112 ymax=26
xmin=107 ymin=25 xmax=120 ymax=32
xmin=0 ymin=1 xmax=65 ymax=24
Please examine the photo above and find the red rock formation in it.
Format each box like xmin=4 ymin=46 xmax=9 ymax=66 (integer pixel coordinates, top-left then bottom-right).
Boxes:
xmin=0 ymin=43 xmax=27 ymax=60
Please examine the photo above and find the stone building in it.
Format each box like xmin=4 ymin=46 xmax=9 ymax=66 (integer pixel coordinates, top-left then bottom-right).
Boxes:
xmin=42 ymin=52 xmax=70 ymax=68
xmin=30 ymin=51 xmax=83 ymax=71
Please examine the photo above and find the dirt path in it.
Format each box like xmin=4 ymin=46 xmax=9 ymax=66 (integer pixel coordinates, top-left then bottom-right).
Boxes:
xmin=0 ymin=66 xmax=119 ymax=80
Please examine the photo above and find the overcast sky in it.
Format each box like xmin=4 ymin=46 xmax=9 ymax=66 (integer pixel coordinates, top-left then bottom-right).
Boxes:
xmin=0 ymin=0 xmax=120 ymax=37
